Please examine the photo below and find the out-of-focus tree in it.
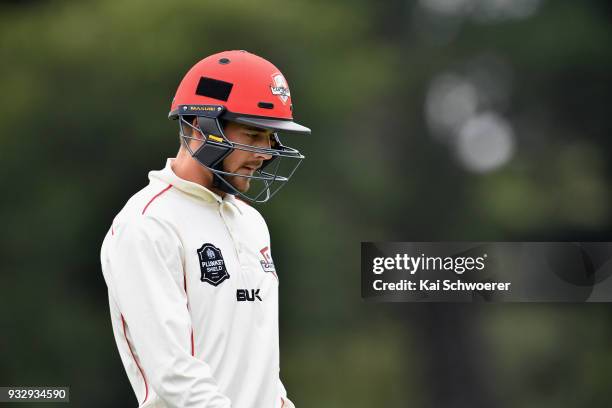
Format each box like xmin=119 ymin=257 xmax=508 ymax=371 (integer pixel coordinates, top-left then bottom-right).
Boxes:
xmin=0 ymin=0 xmax=611 ymax=407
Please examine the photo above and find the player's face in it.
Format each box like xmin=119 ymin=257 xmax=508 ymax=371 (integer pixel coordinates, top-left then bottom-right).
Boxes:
xmin=222 ymin=122 xmax=273 ymax=192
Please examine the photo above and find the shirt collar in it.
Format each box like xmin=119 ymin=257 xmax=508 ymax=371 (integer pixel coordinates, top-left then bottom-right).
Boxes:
xmin=148 ymin=158 xmax=243 ymax=214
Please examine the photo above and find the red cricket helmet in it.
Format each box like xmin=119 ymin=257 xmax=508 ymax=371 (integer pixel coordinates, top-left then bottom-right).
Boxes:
xmin=169 ymin=50 xmax=309 ymax=203
xmin=169 ymin=50 xmax=310 ymax=134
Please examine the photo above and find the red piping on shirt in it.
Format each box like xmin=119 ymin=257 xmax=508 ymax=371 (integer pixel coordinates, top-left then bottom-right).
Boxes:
xmin=121 ymin=314 xmax=149 ymax=404
xmin=191 ymin=330 xmax=195 ymax=356
xmin=281 ymin=397 xmax=285 ymax=408
xmin=142 ymin=184 xmax=173 ymax=215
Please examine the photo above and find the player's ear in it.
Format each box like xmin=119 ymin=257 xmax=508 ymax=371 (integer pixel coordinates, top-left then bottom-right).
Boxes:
xmin=180 ymin=115 xmax=194 ymax=136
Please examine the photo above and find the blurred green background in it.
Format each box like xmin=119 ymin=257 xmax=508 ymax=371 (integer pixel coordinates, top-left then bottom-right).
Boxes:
xmin=1 ymin=0 xmax=612 ymax=407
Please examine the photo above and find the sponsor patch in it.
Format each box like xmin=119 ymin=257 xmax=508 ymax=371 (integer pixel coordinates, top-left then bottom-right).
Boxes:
xmin=198 ymin=243 xmax=229 ymax=286
xmin=259 ymin=246 xmax=276 ymax=273
xmin=237 ymin=289 xmax=262 ymax=302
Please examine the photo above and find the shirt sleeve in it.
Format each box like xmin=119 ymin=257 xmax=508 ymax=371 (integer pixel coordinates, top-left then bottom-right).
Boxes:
xmin=107 ymin=215 xmax=232 ymax=408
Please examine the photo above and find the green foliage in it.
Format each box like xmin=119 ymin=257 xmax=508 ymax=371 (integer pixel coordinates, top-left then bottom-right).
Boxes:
xmin=1 ymin=0 xmax=611 ymax=406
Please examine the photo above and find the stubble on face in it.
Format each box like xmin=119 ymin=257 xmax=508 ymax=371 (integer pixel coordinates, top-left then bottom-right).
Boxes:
xmin=221 ymin=123 xmax=273 ymax=193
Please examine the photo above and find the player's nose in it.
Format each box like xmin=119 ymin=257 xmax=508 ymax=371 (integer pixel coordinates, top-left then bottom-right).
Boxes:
xmin=253 ymin=150 xmax=273 ymax=161
xmin=252 ymin=136 xmax=273 ymax=160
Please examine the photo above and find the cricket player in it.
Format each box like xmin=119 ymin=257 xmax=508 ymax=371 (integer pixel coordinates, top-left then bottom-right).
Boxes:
xmin=100 ymin=50 xmax=310 ymax=407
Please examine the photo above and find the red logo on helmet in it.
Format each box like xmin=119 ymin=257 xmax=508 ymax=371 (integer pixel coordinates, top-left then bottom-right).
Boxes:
xmin=270 ymin=73 xmax=290 ymax=105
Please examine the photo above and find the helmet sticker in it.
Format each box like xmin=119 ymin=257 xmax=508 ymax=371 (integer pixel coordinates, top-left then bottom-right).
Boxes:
xmin=270 ymin=73 xmax=290 ymax=105
xmin=196 ymin=77 xmax=234 ymax=102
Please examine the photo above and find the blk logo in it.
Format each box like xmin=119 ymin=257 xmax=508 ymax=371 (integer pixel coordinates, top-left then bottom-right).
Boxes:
xmin=237 ymin=289 xmax=262 ymax=302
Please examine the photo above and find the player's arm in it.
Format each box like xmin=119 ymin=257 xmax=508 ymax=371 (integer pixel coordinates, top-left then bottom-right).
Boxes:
xmin=108 ymin=216 xmax=231 ymax=408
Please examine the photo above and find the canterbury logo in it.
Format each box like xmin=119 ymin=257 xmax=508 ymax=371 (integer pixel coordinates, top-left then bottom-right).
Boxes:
xmin=270 ymin=74 xmax=290 ymax=104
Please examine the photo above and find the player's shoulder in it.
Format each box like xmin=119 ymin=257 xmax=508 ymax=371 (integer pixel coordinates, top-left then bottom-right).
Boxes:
xmin=101 ymin=181 xmax=182 ymax=263
xmin=234 ymin=198 xmax=265 ymax=220
xmin=233 ymin=198 xmax=270 ymax=234
xmin=110 ymin=179 xmax=179 ymax=235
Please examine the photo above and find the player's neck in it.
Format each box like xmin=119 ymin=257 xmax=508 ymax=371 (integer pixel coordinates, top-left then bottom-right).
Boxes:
xmin=172 ymin=150 xmax=226 ymax=198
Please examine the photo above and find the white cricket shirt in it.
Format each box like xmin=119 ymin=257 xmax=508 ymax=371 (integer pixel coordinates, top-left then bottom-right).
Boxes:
xmin=100 ymin=159 xmax=294 ymax=408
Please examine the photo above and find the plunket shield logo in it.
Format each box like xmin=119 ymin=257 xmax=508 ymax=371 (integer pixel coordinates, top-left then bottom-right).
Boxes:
xmin=198 ymin=243 xmax=230 ymax=286
xmin=270 ymin=73 xmax=290 ymax=104
xmin=259 ymin=246 xmax=276 ymax=273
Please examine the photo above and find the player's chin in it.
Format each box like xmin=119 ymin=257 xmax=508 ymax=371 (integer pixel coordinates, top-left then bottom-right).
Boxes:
xmin=229 ymin=177 xmax=251 ymax=193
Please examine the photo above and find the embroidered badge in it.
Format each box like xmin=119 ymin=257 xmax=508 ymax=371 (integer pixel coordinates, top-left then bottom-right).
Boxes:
xmin=259 ymin=246 xmax=276 ymax=273
xmin=198 ymin=243 xmax=229 ymax=286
